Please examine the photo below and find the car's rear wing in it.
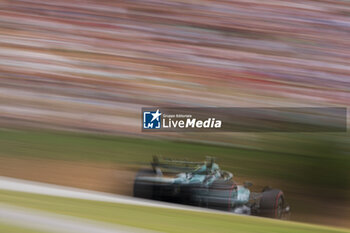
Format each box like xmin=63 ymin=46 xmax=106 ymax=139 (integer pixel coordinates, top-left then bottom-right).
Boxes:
xmin=151 ymin=156 xmax=206 ymax=172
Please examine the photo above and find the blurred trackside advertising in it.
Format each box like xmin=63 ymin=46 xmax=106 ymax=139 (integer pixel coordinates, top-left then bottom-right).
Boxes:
xmin=142 ymin=107 xmax=346 ymax=132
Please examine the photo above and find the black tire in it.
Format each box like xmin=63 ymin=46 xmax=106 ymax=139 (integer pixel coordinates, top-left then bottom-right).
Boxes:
xmin=208 ymin=179 xmax=235 ymax=210
xmin=259 ymin=189 xmax=284 ymax=218
xmin=133 ymin=169 xmax=156 ymax=199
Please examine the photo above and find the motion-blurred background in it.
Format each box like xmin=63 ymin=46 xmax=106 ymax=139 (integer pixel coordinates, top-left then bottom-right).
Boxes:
xmin=0 ymin=0 xmax=349 ymax=229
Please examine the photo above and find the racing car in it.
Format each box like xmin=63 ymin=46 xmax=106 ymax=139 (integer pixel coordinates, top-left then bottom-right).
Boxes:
xmin=133 ymin=156 xmax=290 ymax=218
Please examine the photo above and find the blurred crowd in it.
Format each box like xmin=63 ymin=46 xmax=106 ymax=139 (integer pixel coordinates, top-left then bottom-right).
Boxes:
xmin=0 ymin=0 xmax=350 ymax=137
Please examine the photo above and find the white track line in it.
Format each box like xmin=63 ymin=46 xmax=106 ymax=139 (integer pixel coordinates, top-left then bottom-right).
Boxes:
xmin=0 ymin=176 xmax=232 ymax=215
xmin=0 ymin=204 xmax=156 ymax=233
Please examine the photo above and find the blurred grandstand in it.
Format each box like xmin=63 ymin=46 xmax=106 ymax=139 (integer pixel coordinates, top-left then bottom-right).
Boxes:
xmin=1 ymin=0 xmax=349 ymax=140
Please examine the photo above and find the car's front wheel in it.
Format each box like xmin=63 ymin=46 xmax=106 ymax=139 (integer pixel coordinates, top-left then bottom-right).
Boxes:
xmin=259 ymin=189 xmax=284 ymax=218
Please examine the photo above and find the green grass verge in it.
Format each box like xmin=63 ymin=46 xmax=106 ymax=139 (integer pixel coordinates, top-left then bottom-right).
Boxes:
xmin=0 ymin=190 xmax=349 ymax=233
xmin=1 ymin=128 xmax=349 ymax=189
xmin=0 ymin=128 xmax=331 ymax=179
xmin=0 ymin=128 xmax=349 ymax=222
xmin=0 ymin=222 xmax=49 ymax=233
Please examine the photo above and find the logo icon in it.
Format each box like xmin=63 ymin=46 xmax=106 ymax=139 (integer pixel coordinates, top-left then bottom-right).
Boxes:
xmin=143 ymin=109 xmax=162 ymax=129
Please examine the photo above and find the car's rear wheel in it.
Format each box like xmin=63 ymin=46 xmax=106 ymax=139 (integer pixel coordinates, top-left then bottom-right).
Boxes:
xmin=207 ymin=179 xmax=235 ymax=210
xmin=133 ymin=169 xmax=156 ymax=199
xmin=259 ymin=189 xmax=284 ymax=218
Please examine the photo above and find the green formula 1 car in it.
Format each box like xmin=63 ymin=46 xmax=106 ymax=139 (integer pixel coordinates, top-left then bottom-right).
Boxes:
xmin=134 ymin=156 xmax=290 ymax=218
